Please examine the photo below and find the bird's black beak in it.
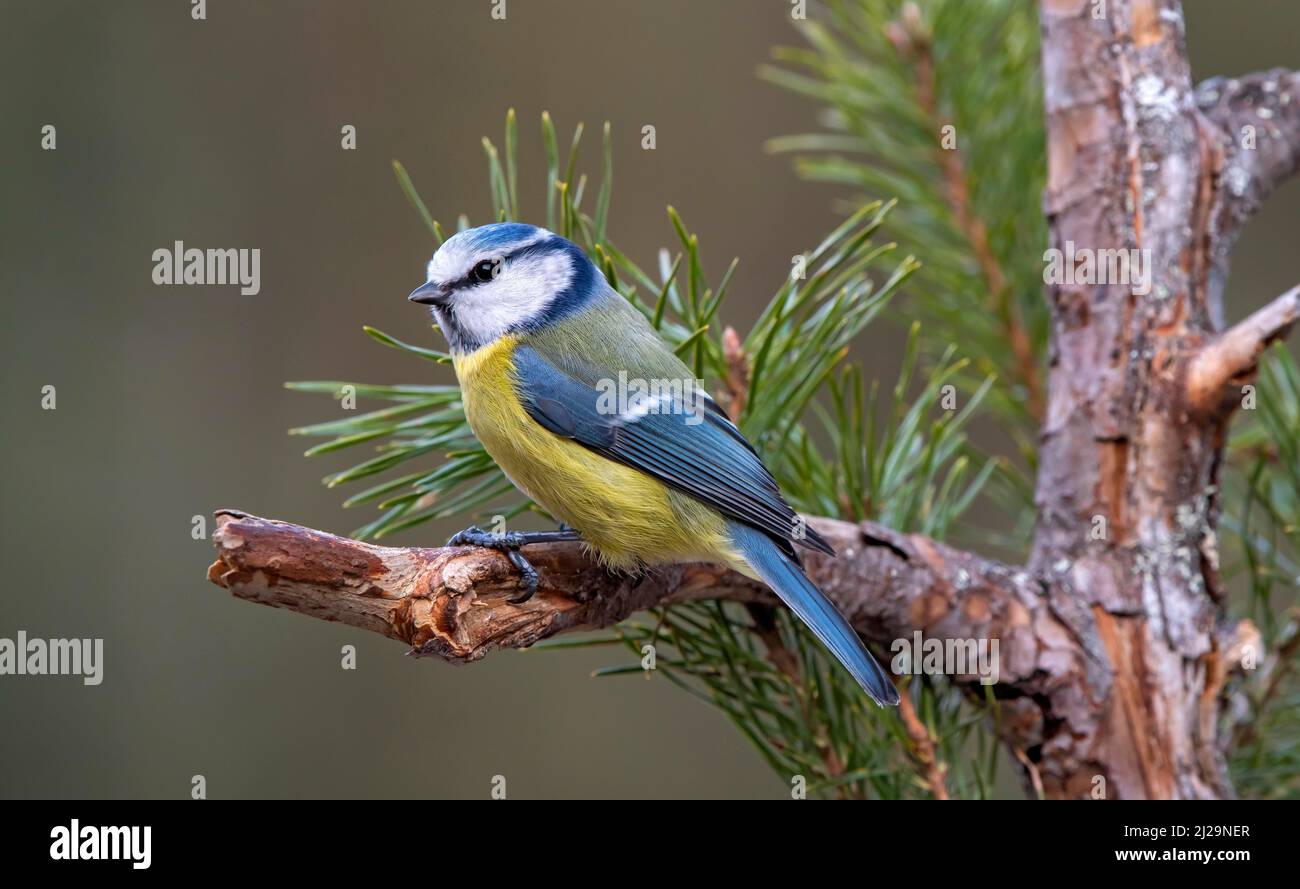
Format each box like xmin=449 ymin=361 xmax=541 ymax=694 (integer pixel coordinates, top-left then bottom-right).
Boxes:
xmin=408 ymin=281 xmax=447 ymax=306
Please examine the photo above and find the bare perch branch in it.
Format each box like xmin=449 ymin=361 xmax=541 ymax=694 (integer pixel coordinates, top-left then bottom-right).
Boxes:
xmin=205 ymin=510 xmax=1042 ymax=683
xmin=1187 ymin=284 xmax=1300 ymax=414
xmin=207 ymin=510 xmax=763 ymax=662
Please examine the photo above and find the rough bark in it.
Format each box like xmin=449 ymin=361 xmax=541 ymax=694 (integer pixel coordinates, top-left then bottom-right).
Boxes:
xmin=1031 ymin=0 xmax=1295 ymax=799
xmin=1196 ymin=68 xmax=1300 ymax=315
xmin=207 ymin=510 xmax=1051 ymax=680
xmin=204 ymin=0 xmax=1297 ymax=799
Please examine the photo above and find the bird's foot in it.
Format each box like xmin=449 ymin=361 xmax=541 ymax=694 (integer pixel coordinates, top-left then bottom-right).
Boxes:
xmin=446 ymin=524 xmax=582 ymax=604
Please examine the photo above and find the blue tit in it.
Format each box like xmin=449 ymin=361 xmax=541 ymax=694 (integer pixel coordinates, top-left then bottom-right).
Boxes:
xmin=409 ymin=222 xmax=899 ymax=706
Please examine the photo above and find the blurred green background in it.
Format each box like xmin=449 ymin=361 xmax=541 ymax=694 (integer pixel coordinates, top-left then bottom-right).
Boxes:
xmin=1 ymin=0 xmax=1295 ymax=799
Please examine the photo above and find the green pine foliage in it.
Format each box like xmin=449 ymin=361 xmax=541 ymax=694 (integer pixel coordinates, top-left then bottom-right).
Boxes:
xmin=1226 ymin=346 xmax=1300 ymax=798
xmin=763 ymin=0 xmax=1049 ymax=469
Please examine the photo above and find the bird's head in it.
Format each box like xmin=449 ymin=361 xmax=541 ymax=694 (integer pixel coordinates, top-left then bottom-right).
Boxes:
xmin=409 ymin=222 xmax=600 ymax=352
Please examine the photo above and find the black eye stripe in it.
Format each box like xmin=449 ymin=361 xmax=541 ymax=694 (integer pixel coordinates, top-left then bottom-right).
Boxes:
xmin=451 ymin=237 xmax=562 ymax=291
xmin=454 ymin=257 xmax=501 ymax=289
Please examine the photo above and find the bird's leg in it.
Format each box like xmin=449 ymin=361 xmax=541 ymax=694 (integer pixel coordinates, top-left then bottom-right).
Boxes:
xmin=446 ymin=525 xmax=583 ymax=548
xmin=445 ymin=525 xmax=583 ymax=604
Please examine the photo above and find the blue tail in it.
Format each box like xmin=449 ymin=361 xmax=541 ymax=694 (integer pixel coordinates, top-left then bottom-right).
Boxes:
xmin=728 ymin=522 xmax=899 ymax=706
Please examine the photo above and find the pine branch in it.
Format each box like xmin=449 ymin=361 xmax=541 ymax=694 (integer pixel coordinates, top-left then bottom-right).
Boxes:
xmin=886 ymin=7 xmax=1042 ymax=419
xmin=1197 ymin=68 xmax=1300 ymax=238
xmin=1187 ymin=284 xmax=1300 ymax=415
xmin=895 ymin=682 xmax=950 ymax=799
xmin=1224 ymin=347 xmax=1300 ymax=796
xmin=1232 ymin=615 xmax=1300 ymax=751
xmin=205 ymin=510 xmax=1036 ymax=677
xmin=764 ymin=0 xmax=1049 ymax=440
xmin=742 ymin=602 xmax=853 ymax=793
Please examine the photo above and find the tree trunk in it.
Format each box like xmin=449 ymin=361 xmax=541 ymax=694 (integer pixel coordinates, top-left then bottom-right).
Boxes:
xmin=1027 ymin=0 xmax=1299 ymax=798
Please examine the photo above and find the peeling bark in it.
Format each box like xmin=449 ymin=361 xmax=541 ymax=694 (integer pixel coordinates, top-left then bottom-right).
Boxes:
xmin=207 ymin=510 xmax=1049 ymax=677
xmin=1196 ymin=68 xmax=1300 ymax=313
xmin=1031 ymin=0 xmax=1295 ymax=798
xmin=1187 ymin=285 xmax=1300 ymax=415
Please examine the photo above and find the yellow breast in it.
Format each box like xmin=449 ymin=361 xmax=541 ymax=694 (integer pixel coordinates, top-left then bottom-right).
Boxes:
xmin=451 ymin=335 xmax=731 ymax=571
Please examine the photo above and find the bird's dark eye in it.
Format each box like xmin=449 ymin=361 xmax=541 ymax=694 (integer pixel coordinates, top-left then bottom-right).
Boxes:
xmin=470 ymin=259 xmax=501 ymax=284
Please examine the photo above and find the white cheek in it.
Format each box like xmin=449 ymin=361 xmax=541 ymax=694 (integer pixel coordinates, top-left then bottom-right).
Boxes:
xmin=454 ymin=252 xmax=573 ymax=344
xmin=525 ymin=251 xmax=576 ymax=296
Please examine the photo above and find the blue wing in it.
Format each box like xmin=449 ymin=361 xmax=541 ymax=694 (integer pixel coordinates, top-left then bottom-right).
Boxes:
xmin=512 ymin=343 xmax=898 ymax=706
xmin=511 ymin=344 xmax=834 ymax=560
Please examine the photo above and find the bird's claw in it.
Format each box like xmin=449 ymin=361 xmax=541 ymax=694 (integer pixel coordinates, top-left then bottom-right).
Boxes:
xmin=446 ymin=525 xmax=539 ymax=603
xmin=504 ymin=550 xmax=539 ymax=604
